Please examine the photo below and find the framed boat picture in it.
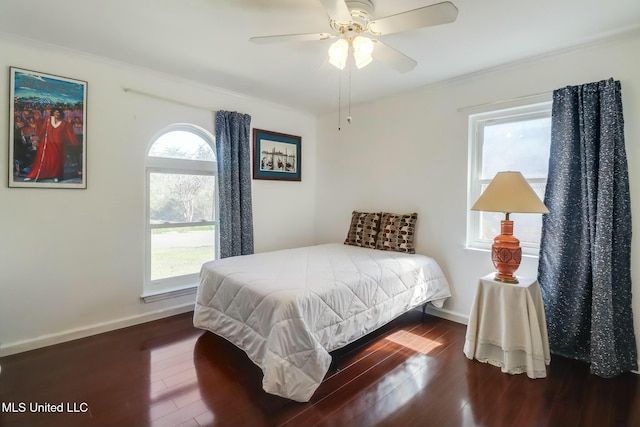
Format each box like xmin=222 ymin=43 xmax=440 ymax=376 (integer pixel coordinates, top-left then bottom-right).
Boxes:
xmin=9 ymin=67 xmax=87 ymax=189
xmin=252 ymin=128 xmax=301 ymax=181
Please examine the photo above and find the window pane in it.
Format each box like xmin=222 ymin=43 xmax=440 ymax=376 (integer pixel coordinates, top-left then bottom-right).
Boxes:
xmin=479 ymin=211 xmax=544 ymax=247
xmin=150 ymin=173 xmax=214 ymax=223
xmin=481 ymin=117 xmax=551 ymax=179
xmin=151 ymin=226 xmax=215 ymax=281
xmin=149 ymin=130 xmax=215 ymax=161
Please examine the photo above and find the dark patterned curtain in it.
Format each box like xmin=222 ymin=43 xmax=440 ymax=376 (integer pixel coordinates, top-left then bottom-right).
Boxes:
xmin=215 ymin=110 xmax=254 ymax=258
xmin=538 ymin=78 xmax=637 ymax=377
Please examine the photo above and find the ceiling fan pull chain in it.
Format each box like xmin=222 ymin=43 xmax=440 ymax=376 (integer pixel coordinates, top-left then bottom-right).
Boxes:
xmin=338 ymin=67 xmax=343 ymax=131
xmin=347 ymin=65 xmax=352 ymax=124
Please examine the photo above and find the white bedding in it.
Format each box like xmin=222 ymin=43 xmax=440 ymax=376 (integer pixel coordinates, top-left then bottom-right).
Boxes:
xmin=193 ymin=243 xmax=451 ymax=402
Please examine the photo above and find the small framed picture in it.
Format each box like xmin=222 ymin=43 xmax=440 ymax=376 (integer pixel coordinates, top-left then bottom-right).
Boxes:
xmin=9 ymin=67 xmax=87 ymax=189
xmin=252 ymin=128 xmax=301 ymax=181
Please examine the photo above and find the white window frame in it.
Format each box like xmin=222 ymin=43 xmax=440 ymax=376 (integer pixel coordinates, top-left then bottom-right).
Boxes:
xmin=466 ymin=102 xmax=552 ymax=256
xmin=142 ymin=124 xmax=218 ymax=302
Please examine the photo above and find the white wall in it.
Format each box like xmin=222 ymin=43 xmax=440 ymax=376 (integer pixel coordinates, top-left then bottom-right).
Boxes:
xmin=0 ymin=36 xmax=317 ymax=355
xmin=315 ymin=31 xmax=640 ymax=361
xmin=3 ymin=30 xmax=640 ymax=365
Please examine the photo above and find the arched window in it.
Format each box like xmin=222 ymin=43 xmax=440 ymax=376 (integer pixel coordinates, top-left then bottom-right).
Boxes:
xmin=143 ymin=124 xmax=217 ymax=300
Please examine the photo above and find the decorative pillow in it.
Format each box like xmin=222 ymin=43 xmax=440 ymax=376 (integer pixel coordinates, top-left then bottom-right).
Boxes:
xmin=376 ymin=212 xmax=418 ymax=254
xmin=344 ymin=211 xmax=381 ymax=249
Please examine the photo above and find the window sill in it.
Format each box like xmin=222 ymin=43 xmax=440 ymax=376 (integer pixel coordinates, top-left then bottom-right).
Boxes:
xmin=141 ymin=284 xmax=198 ymax=303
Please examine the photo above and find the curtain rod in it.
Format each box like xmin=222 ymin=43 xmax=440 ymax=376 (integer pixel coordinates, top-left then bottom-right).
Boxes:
xmin=122 ymin=87 xmax=211 ymax=111
xmin=457 ymin=90 xmax=552 ymax=113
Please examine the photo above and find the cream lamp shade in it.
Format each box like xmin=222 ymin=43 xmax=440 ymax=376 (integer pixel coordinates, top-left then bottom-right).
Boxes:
xmin=471 ymin=171 xmax=549 ymax=215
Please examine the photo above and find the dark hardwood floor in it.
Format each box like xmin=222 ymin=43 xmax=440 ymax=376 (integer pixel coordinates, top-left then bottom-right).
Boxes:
xmin=1 ymin=311 xmax=639 ymax=427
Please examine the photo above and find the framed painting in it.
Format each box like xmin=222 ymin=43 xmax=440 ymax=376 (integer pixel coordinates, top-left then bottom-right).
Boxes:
xmin=252 ymin=128 xmax=301 ymax=181
xmin=9 ymin=67 xmax=87 ymax=189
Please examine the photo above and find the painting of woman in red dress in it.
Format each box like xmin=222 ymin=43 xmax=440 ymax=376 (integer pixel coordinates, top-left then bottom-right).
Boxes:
xmin=10 ymin=67 xmax=87 ymax=188
xmin=24 ymin=108 xmax=78 ymax=182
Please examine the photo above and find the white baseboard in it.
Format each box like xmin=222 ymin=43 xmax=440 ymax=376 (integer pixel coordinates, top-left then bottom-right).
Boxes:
xmin=3 ymin=303 xmax=637 ymax=377
xmin=0 ymin=303 xmax=195 ymax=357
xmin=424 ymin=305 xmax=469 ymax=325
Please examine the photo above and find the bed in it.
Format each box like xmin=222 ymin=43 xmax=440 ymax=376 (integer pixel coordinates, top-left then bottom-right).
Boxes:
xmin=193 ymin=242 xmax=451 ymax=402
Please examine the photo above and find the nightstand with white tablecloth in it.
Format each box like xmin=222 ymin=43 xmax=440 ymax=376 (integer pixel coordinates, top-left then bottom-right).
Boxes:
xmin=463 ymin=273 xmax=550 ymax=378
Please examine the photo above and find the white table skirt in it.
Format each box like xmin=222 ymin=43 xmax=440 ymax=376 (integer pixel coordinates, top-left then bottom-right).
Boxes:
xmin=464 ymin=274 xmax=550 ymax=378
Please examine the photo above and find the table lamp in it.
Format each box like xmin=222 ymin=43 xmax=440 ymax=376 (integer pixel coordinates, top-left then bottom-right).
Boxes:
xmin=471 ymin=171 xmax=549 ymax=283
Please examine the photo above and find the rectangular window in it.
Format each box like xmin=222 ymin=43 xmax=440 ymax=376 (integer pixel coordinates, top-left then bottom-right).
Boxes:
xmin=148 ymin=172 xmax=216 ymax=286
xmin=467 ymin=102 xmax=552 ymax=255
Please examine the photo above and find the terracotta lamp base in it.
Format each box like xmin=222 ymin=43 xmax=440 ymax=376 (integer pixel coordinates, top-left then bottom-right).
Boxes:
xmin=491 ymin=219 xmax=521 ymax=284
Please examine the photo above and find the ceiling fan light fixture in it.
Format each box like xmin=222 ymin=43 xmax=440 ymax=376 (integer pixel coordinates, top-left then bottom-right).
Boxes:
xmin=352 ymin=35 xmax=374 ymax=68
xmin=251 ymin=1 xmax=459 ymax=73
xmin=328 ymin=38 xmax=349 ymax=70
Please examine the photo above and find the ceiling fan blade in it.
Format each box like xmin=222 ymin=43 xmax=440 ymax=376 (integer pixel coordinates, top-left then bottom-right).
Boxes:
xmin=368 ymin=1 xmax=458 ymax=35
xmin=318 ymin=0 xmax=352 ymax=23
xmin=372 ymin=40 xmax=417 ymax=73
xmin=250 ymin=32 xmax=332 ymax=44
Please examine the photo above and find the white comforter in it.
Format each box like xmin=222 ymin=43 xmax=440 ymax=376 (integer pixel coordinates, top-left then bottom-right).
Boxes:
xmin=193 ymin=243 xmax=451 ymax=402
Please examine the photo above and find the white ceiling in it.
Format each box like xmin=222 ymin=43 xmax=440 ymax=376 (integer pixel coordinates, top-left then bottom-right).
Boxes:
xmin=1 ymin=0 xmax=639 ymax=114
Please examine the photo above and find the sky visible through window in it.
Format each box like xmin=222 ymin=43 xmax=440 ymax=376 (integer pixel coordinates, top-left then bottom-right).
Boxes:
xmin=149 ymin=130 xmax=215 ymax=161
xmin=481 ymin=117 xmax=551 ymax=180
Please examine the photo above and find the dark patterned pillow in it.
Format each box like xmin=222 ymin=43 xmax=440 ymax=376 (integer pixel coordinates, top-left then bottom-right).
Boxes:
xmin=344 ymin=211 xmax=381 ymax=249
xmin=376 ymin=212 xmax=418 ymax=253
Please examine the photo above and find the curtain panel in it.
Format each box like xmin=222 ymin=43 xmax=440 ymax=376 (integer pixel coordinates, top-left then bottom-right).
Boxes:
xmin=215 ymin=110 xmax=254 ymax=258
xmin=538 ymin=78 xmax=637 ymax=377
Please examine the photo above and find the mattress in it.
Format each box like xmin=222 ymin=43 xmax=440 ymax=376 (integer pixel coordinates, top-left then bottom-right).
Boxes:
xmin=193 ymin=243 xmax=451 ymax=402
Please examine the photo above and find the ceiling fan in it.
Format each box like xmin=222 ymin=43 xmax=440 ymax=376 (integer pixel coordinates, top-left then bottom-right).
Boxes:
xmin=249 ymin=0 xmax=458 ymax=73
